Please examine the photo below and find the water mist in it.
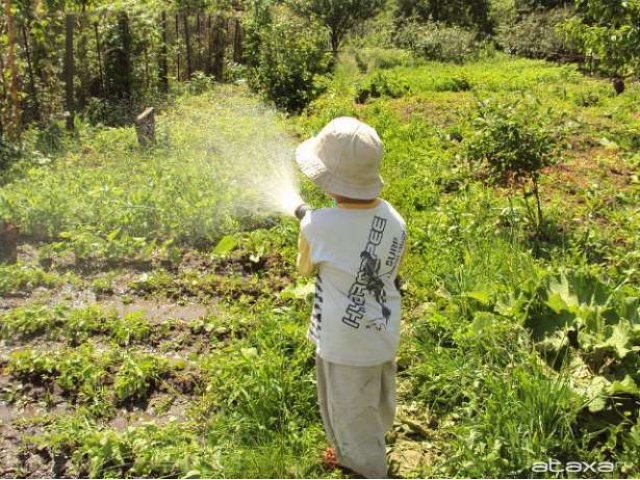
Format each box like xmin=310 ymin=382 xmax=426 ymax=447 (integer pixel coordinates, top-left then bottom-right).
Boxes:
xmin=190 ymin=94 xmax=306 ymax=219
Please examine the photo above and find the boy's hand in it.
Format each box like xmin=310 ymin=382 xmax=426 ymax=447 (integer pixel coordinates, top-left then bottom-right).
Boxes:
xmin=295 ymin=204 xmax=310 ymax=220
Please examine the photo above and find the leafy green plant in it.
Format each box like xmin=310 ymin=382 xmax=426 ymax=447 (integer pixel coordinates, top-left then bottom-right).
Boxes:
xmin=433 ymin=74 xmax=472 ymax=92
xmin=250 ymin=17 xmax=330 ymax=113
xmin=129 ymin=270 xmax=174 ymax=295
xmin=395 ymin=21 xmax=485 ymax=63
xmin=513 ymin=269 xmax=640 ymax=418
xmin=187 ymin=72 xmax=216 ymax=95
xmin=355 ymin=71 xmax=410 ymax=103
xmin=0 ymin=264 xmax=62 ymax=295
xmin=113 ymin=353 xmax=168 ymax=402
xmin=66 ymin=305 xmax=113 ymax=344
xmin=562 ymin=0 xmax=640 ymax=77
xmin=0 ymin=304 xmax=61 ymax=339
xmin=6 ymin=348 xmax=58 ymax=380
xmin=111 ymin=311 xmax=152 ymax=346
xmin=466 ymin=98 xmax=564 ymax=230
xmin=56 ymin=346 xmax=112 ymax=399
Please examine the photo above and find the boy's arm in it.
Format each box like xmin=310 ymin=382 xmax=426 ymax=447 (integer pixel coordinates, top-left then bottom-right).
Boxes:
xmin=296 ymin=230 xmax=314 ymax=277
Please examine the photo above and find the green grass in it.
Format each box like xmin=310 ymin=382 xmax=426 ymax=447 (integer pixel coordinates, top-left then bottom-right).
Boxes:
xmin=1 ymin=53 xmax=639 ymax=478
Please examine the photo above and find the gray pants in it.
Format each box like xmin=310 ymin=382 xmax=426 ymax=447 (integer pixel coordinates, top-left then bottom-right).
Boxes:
xmin=316 ymin=355 xmax=396 ymax=479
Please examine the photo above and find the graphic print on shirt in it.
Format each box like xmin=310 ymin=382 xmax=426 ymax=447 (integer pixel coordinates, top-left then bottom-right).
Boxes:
xmin=342 ymin=215 xmax=397 ymax=331
xmin=359 ymin=250 xmax=392 ymax=331
xmin=309 ymin=275 xmax=323 ymax=341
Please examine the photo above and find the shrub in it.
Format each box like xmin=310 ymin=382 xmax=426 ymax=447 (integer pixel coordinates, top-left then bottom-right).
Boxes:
xmin=352 ymin=47 xmax=417 ymax=73
xmin=187 ymin=72 xmax=216 ymax=95
xmin=496 ymin=7 xmax=578 ymax=59
xmin=250 ymin=18 xmax=331 ymax=113
xmin=0 ymin=137 xmax=22 ymax=173
xmin=395 ymin=0 xmax=494 ymax=34
xmin=395 ymin=21 xmax=485 ymax=63
xmin=561 ymin=0 xmax=640 ymax=77
xmin=433 ymin=75 xmax=472 ymax=92
xmin=465 ymin=98 xmax=564 ymax=229
xmin=354 ymin=71 xmax=410 ymax=103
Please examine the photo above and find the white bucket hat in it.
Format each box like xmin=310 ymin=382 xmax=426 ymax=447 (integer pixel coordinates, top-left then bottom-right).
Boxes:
xmin=295 ymin=117 xmax=384 ymax=199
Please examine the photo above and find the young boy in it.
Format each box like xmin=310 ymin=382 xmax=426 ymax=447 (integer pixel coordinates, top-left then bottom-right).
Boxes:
xmin=295 ymin=117 xmax=406 ymax=478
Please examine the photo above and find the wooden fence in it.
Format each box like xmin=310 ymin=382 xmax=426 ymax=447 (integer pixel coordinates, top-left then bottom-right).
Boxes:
xmin=0 ymin=8 xmax=244 ymax=137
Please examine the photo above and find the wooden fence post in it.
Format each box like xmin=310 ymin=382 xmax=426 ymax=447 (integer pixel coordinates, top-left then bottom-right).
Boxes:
xmin=64 ymin=13 xmax=75 ymax=130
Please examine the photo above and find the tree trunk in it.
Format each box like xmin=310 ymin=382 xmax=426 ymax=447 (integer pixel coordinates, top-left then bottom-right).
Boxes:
xmin=212 ymin=15 xmax=226 ymax=81
xmin=64 ymin=13 xmax=75 ymax=130
xmin=0 ymin=54 xmax=7 ymax=138
xmin=93 ymin=21 xmax=107 ymax=124
xmin=233 ymin=17 xmax=243 ymax=64
xmin=183 ymin=13 xmax=192 ymax=79
xmin=196 ymin=13 xmax=202 ymax=72
xmin=175 ymin=13 xmax=181 ymax=80
xmin=158 ymin=11 xmax=169 ymax=93
xmin=206 ymin=14 xmax=213 ymax=75
xmin=102 ymin=11 xmax=131 ymax=122
xmin=5 ymin=0 xmax=21 ymax=139
xmin=22 ymin=23 xmax=41 ymax=123
xmin=77 ymin=12 xmax=90 ymax=110
xmin=330 ymin=28 xmax=340 ymax=57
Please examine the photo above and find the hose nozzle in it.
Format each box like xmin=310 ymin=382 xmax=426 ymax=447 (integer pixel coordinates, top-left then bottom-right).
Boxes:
xmin=294 ymin=203 xmax=310 ymax=220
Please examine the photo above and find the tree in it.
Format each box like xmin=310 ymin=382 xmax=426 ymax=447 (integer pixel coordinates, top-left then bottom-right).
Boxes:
xmin=251 ymin=17 xmax=330 ymax=112
xmin=466 ymin=99 xmax=564 ymax=233
xmin=396 ymin=0 xmax=494 ymax=34
xmin=3 ymin=0 xmax=21 ymax=139
xmin=562 ymin=0 xmax=640 ymax=77
xmin=516 ymin=0 xmax=573 ymax=11
xmin=289 ymin=0 xmax=386 ymax=56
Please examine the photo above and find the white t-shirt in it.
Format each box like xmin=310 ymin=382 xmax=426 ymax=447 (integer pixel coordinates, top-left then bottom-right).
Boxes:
xmin=300 ymin=200 xmax=406 ymax=366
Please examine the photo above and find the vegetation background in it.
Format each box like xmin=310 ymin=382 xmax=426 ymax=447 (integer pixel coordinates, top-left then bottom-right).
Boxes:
xmin=1 ymin=0 xmax=639 ymax=478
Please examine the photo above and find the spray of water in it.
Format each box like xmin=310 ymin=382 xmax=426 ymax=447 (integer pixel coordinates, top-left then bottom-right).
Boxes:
xmin=186 ymin=92 xmax=305 ymax=218
xmin=216 ymin=125 xmax=304 ymax=217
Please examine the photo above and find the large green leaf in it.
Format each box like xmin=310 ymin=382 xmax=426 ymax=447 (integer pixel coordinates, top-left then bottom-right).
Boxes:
xmin=603 ymin=321 xmax=633 ymax=359
xmin=526 ymin=309 xmax=575 ymax=340
xmin=585 ymin=375 xmax=610 ymax=413
xmin=620 ymin=296 xmax=639 ymax=323
xmin=467 ymin=312 xmax=497 ymax=335
xmin=609 ymin=375 xmax=640 ymax=396
xmin=462 ymin=290 xmax=491 ymax=305
xmin=212 ymin=236 xmax=237 ymax=256
xmin=546 ymin=274 xmax=579 ymax=312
